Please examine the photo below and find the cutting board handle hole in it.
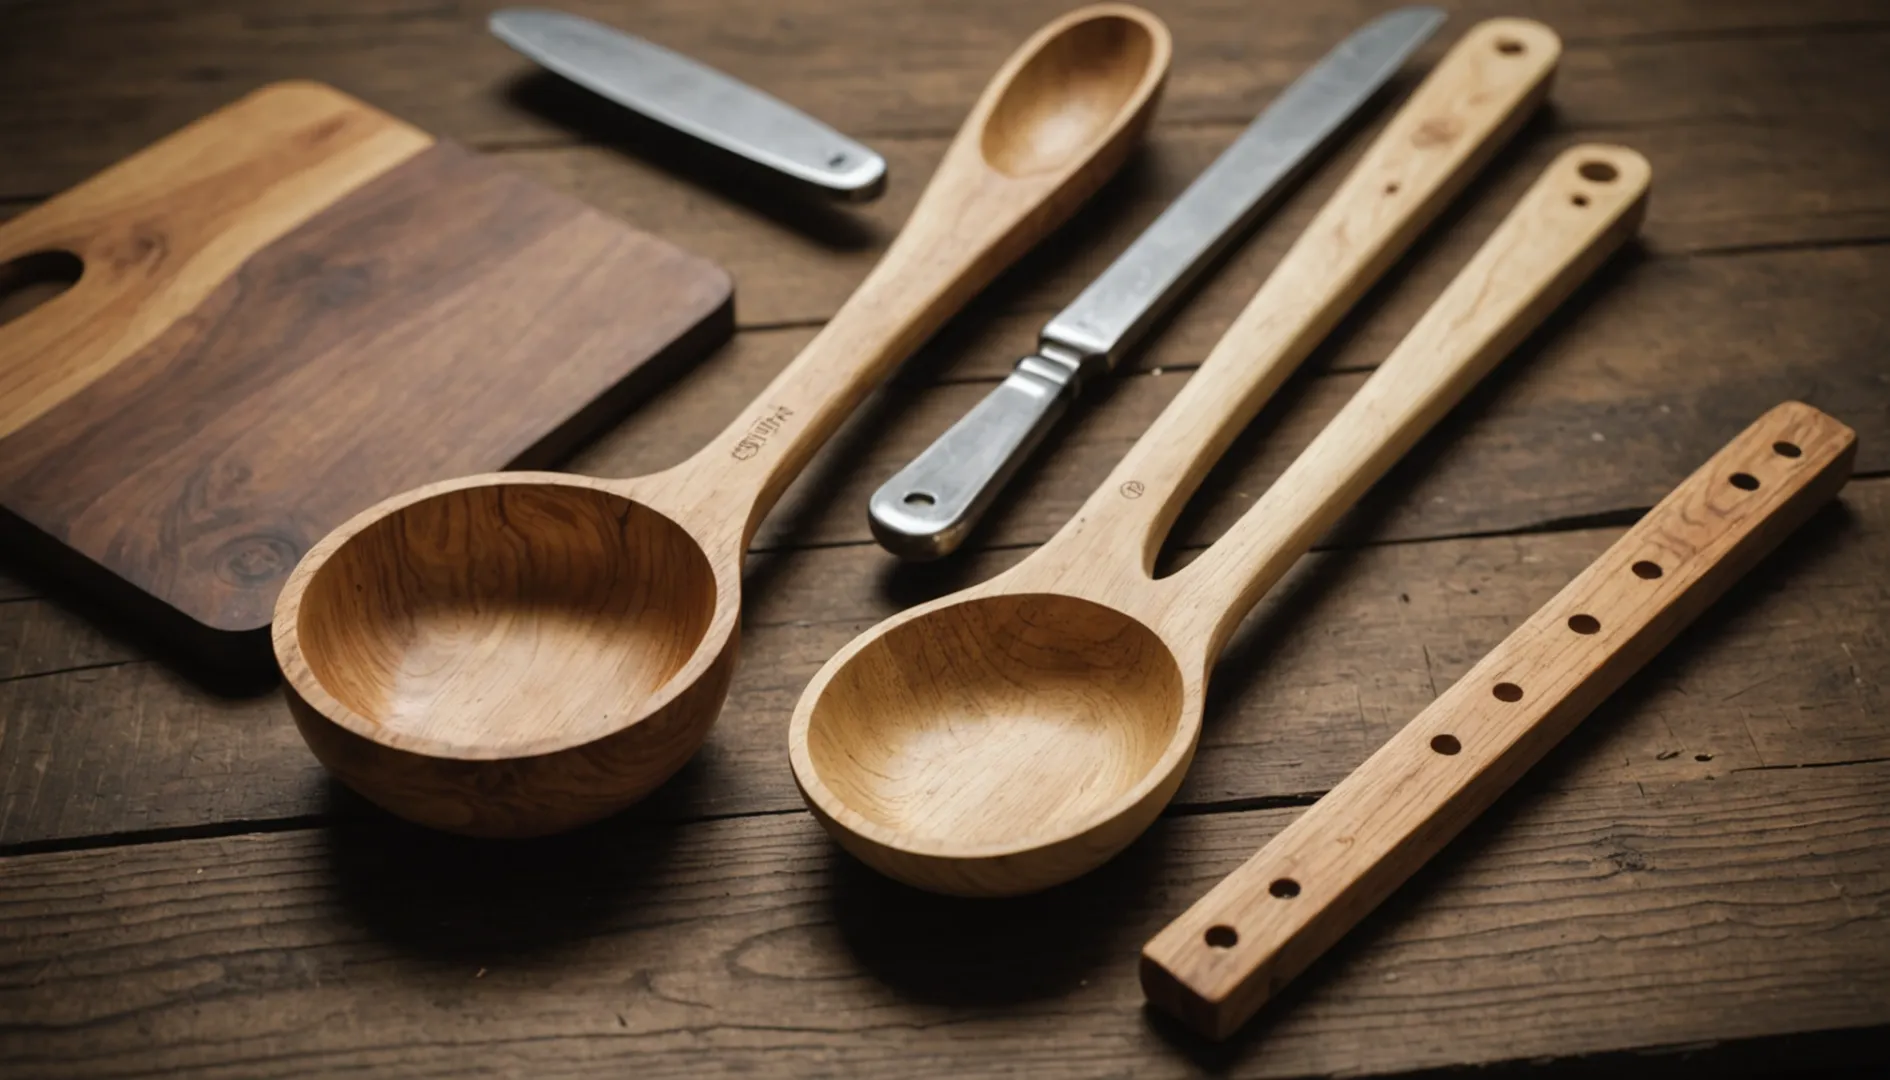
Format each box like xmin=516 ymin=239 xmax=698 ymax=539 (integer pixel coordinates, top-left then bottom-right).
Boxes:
xmin=0 ymin=249 xmax=83 ymax=330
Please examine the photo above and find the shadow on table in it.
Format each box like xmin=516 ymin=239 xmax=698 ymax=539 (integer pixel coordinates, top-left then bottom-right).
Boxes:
xmin=827 ymin=815 xmax=1178 ymax=1007
xmin=317 ymin=774 xmax=692 ymax=963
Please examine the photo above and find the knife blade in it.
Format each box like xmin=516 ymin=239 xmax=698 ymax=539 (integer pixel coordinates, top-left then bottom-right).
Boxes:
xmin=868 ymin=7 xmax=1447 ymax=559
xmin=490 ymin=8 xmax=888 ymax=200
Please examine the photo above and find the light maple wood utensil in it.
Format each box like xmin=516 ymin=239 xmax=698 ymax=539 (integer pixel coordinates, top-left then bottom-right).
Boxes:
xmin=272 ymin=4 xmax=1171 ymax=837
xmin=1142 ymin=402 xmax=1857 ymax=1040
xmin=790 ymin=129 xmax=1648 ymax=896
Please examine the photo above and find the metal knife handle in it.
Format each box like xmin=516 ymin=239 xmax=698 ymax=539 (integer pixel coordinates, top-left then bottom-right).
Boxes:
xmin=490 ymin=8 xmax=887 ymax=200
xmin=869 ymin=7 xmax=1445 ymax=559
xmin=869 ymin=355 xmax=1078 ymax=560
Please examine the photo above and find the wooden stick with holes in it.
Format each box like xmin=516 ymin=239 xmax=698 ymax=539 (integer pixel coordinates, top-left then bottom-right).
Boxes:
xmin=1141 ymin=401 xmax=1857 ymax=1040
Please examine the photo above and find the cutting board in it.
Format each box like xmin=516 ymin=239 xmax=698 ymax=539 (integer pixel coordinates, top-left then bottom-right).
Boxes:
xmin=0 ymin=81 xmax=733 ymax=680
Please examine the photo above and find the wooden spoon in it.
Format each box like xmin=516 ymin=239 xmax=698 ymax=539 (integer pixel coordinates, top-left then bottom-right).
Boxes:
xmin=272 ymin=5 xmax=1171 ymax=837
xmin=1143 ymin=401 xmax=1857 ymax=1039
xmin=791 ymin=31 xmax=1642 ymax=897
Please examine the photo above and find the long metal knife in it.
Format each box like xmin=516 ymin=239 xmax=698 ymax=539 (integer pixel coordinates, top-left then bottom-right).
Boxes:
xmin=490 ymin=8 xmax=887 ymax=200
xmin=868 ymin=7 xmax=1446 ymax=559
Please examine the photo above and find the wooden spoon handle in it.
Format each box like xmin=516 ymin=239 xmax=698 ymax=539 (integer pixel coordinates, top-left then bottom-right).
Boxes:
xmin=1142 ymin=401 xmax=1858 ymax=1040
xmin=657 ymin=4 xmax=1170 ymax=544
xmin=1165 ymin=144 xmax=1650 ymax=658
xmin=1035 ymin=19 xmax=1559 ymax=582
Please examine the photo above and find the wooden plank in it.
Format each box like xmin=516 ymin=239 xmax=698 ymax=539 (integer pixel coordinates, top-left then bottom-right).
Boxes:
xmin=2 ymin=0 xmax=1886 ymax=196
xmin=3 ymin=470 xmax=1882 ymax=848
xmin=0 ymin=758 xmax=1886 ymax=1078
xmin=490 ymin=109 xmax=1890 ymax=328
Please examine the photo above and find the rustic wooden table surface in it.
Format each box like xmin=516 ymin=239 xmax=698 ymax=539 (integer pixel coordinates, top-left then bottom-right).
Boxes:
xmin=3 ymin=0 xmax=1888 ymax=1076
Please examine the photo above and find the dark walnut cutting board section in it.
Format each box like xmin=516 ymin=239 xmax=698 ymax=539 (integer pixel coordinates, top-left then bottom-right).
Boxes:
xmin=0 ymin=81 xmax=733 ymax=680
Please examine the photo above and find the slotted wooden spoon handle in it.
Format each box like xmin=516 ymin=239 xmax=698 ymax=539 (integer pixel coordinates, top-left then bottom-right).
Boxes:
xmin=1142 ymin=402 xmax=1858 ymax=1040
xmin=1162 ymin=144 xmax=1650 ymax=658
xmin=1035 ymin=18 xmax=1559 ymax=582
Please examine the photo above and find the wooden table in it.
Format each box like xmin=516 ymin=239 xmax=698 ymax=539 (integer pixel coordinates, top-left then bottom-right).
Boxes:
xmin=3 ymin=1 xmax=1887 ymax=1076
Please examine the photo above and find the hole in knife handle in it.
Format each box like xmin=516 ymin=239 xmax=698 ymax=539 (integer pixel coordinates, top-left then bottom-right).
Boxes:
xmin=1430 ymin=734 xmax=1462 ymax=755
xmin=1632 ymin=560 xmax=1664 ymax=580
xmin=1495 ymin=37 xmax=1525 ymax=55
xmin=1730 ymin=472 xmax=1760 ymax=491
xmin=1269 ymin=878 xmax=1300 ymax=899
xmin=1568 ymin=614 xmax=1601 ymax=635
xmin=1205 ymin=925 xmax=1238 ymax=948
xmin=904 ymin=491 xmax=936 ymax=507
xmin=0 ymin=249 xmax=83 ymax=330
xmin=1579 ymin=161 xmax=1619 ymax=183
xmin=1773 ymin=441 xmax=1803 ymax=458
xmin=1493 ymin=682 xmax=1524 ymax=703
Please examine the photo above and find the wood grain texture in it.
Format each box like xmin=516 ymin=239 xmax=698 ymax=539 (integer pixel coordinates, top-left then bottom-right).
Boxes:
xmin=272 ymin=5 xmax=1172 ymax=839
xmin=2 ymin=473 xmax=1884 ymax=850
xmin=0 ymin=760 xmax=1886 ymax=1078
xmin=1144 ymin=403 xmax=1858 ymax=1038
xmin=792 ymin=128 xmax=1653 ymax=898
xmin=0 ymin=82 xmax=734 ymax=675
xmin=1 ymin=0 xmax=1886 ymax=198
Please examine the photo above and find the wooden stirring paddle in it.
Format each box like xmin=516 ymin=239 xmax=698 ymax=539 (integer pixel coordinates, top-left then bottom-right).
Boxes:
xmin=1142 ymin=402 xmax=1857 ymax=1040
xmin=273 ymin=5 xmax=1171 ymax=837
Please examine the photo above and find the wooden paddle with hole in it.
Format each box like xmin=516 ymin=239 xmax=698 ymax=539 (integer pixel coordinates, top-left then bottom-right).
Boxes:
xmin=1142 ymin=402 xmax=1858 ymax=1040
xmin=271 ymin=4 xmax=1171 ymax=838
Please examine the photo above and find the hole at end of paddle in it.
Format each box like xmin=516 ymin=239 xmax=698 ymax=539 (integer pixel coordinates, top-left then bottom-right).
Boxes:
xmin=1773 ymin=441 xmax=1802 ymax=458
xmin=1568 ymin=613 xmax=1601 ymax=635
xmin=1430 ymin=734 xmax=1462 ymax=756
xmin=1493 ymin=682 xmax=1524 ymax=703
xmin=1632 ymin=560 xmax=1664 ymax=580
xmin=1579 ymin=160 xmax=1619 ymax=183
xmin=1205 ymin=925 xmax=1238 ymax=948
xmin=1496 ymin=37 xmax=1525 ymax=55
xmin=1269 ymin=878 xmax=1300 ymax=899
xmin=903 ymin=491 xmax=936 ymax=507
xmin=1730 ymin=472 xmax=1760 ymax=491
xmin=0 ymin=249 xmax=83 ymax=330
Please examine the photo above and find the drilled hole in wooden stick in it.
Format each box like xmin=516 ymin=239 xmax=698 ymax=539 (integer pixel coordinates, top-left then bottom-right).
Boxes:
xmin=1632 ymin=560 xmax=1664 ymax=580
xmin=1493 ymin=682 xmax=1523 ymax=703
xmin=1773 ymin=441 xmax=1802 ymax=458
xmin=1430 ymin=734 xmax=1461 ymax=755
xmin=1269 ymin=878 xmax=1300 ymax=899
xmin=1730 ymin=472 xmax=1760 ymax=491
xmin=1568 ymin=613 xmax=1601 ymax=634
xmin=1579 ymin=161 xmax=1619 ymax=183
xmin=1571 ymin=193 xmax=1589 ymax=207
xmin=1205 ymin=925 xmax=1238 ymax=948
xmin=1495 ymin=37 xmax=1524 ymax=54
